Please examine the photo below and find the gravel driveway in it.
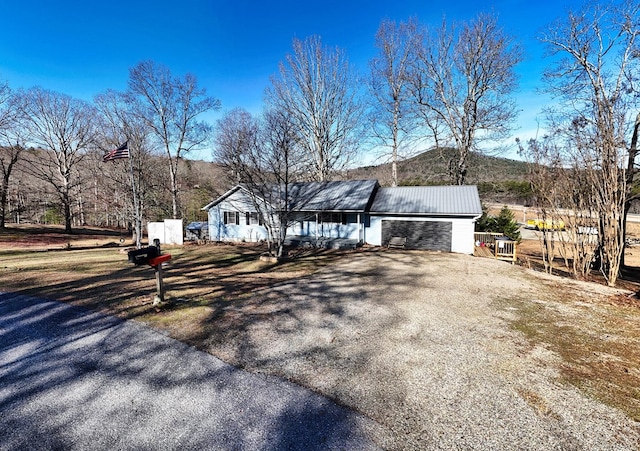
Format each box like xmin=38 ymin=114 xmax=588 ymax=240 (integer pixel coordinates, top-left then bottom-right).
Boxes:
xmin=203 ymin=250 xmax=640 ymax=450
xmin=2 ymin=250 xmax=640 ymax=450
xmin=0 ymin=292 xmax=380 ymax=450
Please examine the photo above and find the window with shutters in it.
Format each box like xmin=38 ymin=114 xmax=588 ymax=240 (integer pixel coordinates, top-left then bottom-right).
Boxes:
xmin=247 ymin=212 xmax=261 ymax=225
xmin=223 ymin=211 xmax=239 ymax=225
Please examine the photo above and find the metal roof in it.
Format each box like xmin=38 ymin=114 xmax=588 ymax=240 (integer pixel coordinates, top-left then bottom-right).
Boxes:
xmin=203 ymin=182 xmax=482 ymax=216
xmin=186 ymin=221 xmax=207 ymax=230
xmin=370 ymin=185 xmax=482 ymax=216
xmin=202 ymin=180 xmax=379 ymax=213
xmin=288 ymin=180 xmax=379 ymax=212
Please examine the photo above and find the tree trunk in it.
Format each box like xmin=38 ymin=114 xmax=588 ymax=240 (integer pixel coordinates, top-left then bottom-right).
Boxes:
xmin=63 ymin=194 xmax=72 ymax=234
xmin=0 ymin=174 xmax=8 ymax=228
xmin=391 ymin=159 xmax=397 ymax=187
xmin=168 ymin=157 xmax=179 ymax=219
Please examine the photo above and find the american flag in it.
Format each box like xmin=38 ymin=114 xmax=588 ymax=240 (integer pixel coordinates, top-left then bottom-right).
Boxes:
xmin=102 ymin=141 xmax=129 ymax=162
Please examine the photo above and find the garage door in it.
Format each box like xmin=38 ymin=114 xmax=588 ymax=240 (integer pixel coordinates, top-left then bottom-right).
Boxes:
xmin=381 ymin=220 xmax=452 ymax=251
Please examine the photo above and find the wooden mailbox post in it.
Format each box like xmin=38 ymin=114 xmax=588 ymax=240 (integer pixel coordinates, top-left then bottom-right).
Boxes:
xmin=127 ymin=242 xmax=172 ymax=305
xmin=148 ymin=253 xmax=171 ymax=305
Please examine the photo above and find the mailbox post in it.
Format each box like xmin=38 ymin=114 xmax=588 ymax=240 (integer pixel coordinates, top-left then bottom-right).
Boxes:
xmin=127 ymin=243 xmax=172 ymax=305
xmin=148 ymin=253 xmax=171 ymax=304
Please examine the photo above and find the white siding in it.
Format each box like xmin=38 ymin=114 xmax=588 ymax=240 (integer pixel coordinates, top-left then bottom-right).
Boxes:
xmin=164 ymin=219 xmax=184 ymax=245
xmin=208 ymin=205 xmax=269 ymax=242
xmin=293 ymin=219 xmax=360 ymax=239
xmin=207 ymin=190 xmax=269 ymax=242
xmin=147 ymin=219 xmax=184 ymax=245
xmin=148 ymin=221 xmax=165 ymax=244
xmin=450 ymin=218 xmax=475 ymax=254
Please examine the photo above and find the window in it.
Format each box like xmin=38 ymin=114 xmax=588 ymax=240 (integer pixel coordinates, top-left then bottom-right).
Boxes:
xmin=246 ymin=212 xmax=261 ymax=225
xmin=223 ymin=211 xmax=239 ymax=225
xmin=319 ymin=212 xmax=345 ymax=224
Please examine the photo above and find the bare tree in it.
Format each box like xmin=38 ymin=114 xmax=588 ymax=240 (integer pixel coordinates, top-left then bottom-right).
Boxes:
xmin=0 ymin=82 xmax=26 ymax=228
xmin=20 ymin=88 xmax=97 ymax=233
xmin=128 ymin=60 xmax=220 ymax=219
xmin=410 ymin=13 xmax=522 ymax=185
xmin=214 ymin=108 xmax=260 ymax=185
xmin=519 ymin=135 xmax=598 ymax=278
xmin=539 ymin=0 xmax=640 ymax=286
xmin=214 ymin=107 xmax=304 ymax=258
xmin=267 ymin=36 xmax=363 ymax=182
xmin=367 ymin=19 xmax=421 ymax=186
xmin=95 ymin=89 xmax=158 ymax=247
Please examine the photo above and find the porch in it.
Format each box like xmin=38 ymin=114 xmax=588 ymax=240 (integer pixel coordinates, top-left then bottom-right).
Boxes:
xmin=474 ymin=232 xmax=517 ymax=264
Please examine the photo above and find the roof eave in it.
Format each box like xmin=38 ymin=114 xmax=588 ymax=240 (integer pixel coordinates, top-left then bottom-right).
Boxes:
xmin=369 ymin=211 xmax=482 ymax=217
xmin=201 ymin=185 xmax=242 ymax=211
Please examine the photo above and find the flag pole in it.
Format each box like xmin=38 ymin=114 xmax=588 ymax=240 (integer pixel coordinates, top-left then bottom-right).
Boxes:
xmin=127 ymin=142 xmax=142 ymax=249
xmin=103 ymin=141 xmax=141 ymax=248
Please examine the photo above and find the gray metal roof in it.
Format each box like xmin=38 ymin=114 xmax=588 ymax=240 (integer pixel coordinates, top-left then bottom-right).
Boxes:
xmin=370 ymin=185 xmax=482 ymax=216
xmin=203 ymin=181 xmax=482 ymax=216
xmin=288 ymin=180 xmax=379 ymax=212
xmin=202 ymin=180 xmax=379 ymax=213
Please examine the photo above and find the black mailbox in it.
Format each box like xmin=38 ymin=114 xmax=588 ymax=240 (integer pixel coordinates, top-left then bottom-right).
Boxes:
xmin=128 ymin=245 xmax=160 ymax=266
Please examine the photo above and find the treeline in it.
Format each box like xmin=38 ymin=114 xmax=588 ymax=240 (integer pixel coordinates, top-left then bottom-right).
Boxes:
xmin=0 ymin=61 xmax=222 ymax=246
xmin=2 ymin=148 xmax=225 ymax=229
xmin=346 ymin=148 xmax=532 ymax=204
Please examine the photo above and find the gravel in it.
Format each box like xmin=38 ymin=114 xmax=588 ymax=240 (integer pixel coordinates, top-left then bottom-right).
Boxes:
xmin=0 ymin=292 xmax=380 ymax=450
xmin=206 ymin=250 xmax=640 ymax=450
xmin=2 ymin=249 xmax=639 ymax=450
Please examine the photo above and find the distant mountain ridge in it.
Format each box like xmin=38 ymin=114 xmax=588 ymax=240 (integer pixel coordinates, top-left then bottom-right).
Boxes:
xmin=346 ymin=148 xmax=531 ymax=203
xmin=348 ymin=147 xmax=529 ymax=186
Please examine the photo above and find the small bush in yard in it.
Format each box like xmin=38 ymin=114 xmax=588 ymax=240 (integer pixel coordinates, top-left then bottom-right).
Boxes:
xmin=476 ymin=205 xmax=521 ymax=242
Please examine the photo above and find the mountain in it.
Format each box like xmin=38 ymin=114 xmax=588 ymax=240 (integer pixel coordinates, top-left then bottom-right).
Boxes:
xmin=346 ymin=148 xmax=532 ymax=203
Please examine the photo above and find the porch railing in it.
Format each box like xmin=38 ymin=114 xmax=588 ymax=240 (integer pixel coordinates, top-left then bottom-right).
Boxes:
xmin=474 ymin=232 xmax=517 ymax=264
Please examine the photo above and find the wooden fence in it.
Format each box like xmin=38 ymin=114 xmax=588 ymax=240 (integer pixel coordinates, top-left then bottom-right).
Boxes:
xmin=474 ymin=232 xmax=517 ymax=264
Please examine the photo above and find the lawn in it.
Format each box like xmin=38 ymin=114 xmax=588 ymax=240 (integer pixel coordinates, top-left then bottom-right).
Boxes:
xmin=0 ymin=235 xmax=346 ymax=322
xmin=1 ymin=224 xmax=639 ymax=448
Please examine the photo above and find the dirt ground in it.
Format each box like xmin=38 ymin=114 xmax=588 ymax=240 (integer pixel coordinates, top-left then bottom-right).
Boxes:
xmin=181 ymin=250 xmax=640 ymax=449
xmin=0 ymin=224 xmax=127 ymax=249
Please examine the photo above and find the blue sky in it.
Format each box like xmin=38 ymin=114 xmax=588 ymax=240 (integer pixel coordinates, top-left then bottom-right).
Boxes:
xmin=0 ymin=0 xmax=581 ymax=161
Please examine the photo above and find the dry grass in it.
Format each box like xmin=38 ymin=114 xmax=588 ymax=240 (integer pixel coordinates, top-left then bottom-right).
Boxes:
xmin=497 ymin=285 xmax=640 ymax=421
xmin=0 ymin=232 xmax=352 ymax=326
xmin=1 ymin=224 xmax=639 ymax=434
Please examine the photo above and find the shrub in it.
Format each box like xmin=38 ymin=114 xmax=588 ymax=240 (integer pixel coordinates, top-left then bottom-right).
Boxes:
xmin=476 ymin=205 xmax=521 ymax=242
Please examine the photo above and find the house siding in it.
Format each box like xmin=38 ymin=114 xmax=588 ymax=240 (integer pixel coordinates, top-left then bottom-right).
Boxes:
xmin=208 ymin=191 xmax=269 ymax=242
xmin=290 ymin=213 xmax=362 ymax=240
xmin=451 ymin=218 xmax=476 ymax=254
xmin=203 ymin=182 xmax=481 ymax=255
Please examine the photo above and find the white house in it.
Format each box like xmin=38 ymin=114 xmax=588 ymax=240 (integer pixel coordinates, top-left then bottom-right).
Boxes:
xmin=202 ymin=180 xmax=482 ymax=254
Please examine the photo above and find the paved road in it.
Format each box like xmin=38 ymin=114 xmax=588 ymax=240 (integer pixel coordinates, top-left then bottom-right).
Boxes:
xmin=0 ymin=292 xmax=380 ymax=450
